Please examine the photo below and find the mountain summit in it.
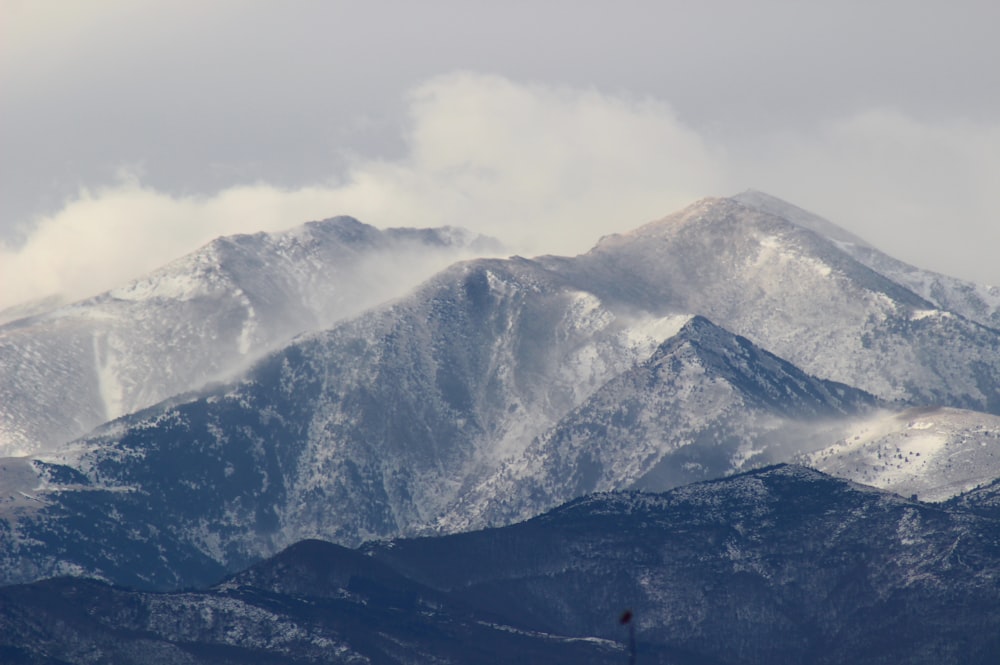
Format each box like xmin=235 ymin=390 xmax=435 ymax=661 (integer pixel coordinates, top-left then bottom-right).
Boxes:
xmin=0 ymin=217 xmax=500 ymax=455
xmin=3 ymin=193 xmax=1000 ymax=592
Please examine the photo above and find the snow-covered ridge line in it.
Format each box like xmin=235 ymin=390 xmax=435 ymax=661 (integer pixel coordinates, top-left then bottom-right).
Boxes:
xmin=0 ymin=216 xmax=501 ymax=456
xmin=5 ymin=192 xmax=1000 ymax=594
xmin=733 ymin=189 xmax=1000 ymax=328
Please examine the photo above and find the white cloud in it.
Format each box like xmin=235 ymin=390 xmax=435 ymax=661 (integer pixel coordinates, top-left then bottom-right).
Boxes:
xmin=0 ymin=177 xmax=363 ymax=311
xmin=0 ymin=73 xmax=720 ymax=310
xmin=3 ymin=72 xmax=1000 ymax=312
xmin=339 ymin=73 xmax=722 ymax=248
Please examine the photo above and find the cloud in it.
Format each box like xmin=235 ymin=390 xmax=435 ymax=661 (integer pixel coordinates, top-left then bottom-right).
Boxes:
xmin=0 ymin=73 xmax=720 ymax=310
xmin=340 ymin=73 xmax=723 ymax=248
xmin=734 ymin=110 xmax=1000 ymax=285
xmin=3 ymin=72 xmax=1000 ymax=312
xmin=0 ymin=175 xmax=366 ymax=312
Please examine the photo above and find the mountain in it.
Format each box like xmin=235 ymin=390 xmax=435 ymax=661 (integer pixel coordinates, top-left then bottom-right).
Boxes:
xmin=0 ymin=217 xmax=500 ymax=455
xmin=548 ymin=196 xmax=1000 ymax=412
xmin=0 ymin=257 xmax=694 ymax=587
xmin=0 ymin=294 xmax=66 ymax=327
xmin=801 ymin=406 xmax=1000 ymax=501
xmin=0 ymin=546 xmax=624 ymax=665
xmin=440 ymin=315 xmax=880 ymax=530
xmin=4 ymin=193 xmax=1000 ymax=590
xmin=368 ymin=465 xmax=1000 ymax=665
xmin=945 ymin=476 xmax=1000 ymax=520
xmin=3 ymin=466 xmax=999 ymax=665
xmin=0 ymin=538 xmax=624 ymax=665
xmin=732 ymin=189 xmax=1000 ymax=329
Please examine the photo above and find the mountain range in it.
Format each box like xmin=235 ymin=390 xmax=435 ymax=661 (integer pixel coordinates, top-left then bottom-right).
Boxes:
xmin=0 ymin=218 xmax=500 ymax=456
xmin=2 ymin=191 xmax=1000 ymax=662
xmin=3 ymin=465 xmax=998 ymax=665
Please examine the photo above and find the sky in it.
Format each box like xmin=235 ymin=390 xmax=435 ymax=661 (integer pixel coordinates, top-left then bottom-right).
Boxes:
xmin=2 ymin=0 xmax=999 ymax=310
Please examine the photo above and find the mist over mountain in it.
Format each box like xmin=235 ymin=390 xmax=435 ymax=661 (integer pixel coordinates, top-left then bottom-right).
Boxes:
xmin=2 ymin=192 xmax=1000 ymax=665
xmin=0 ymin=217 xmax=500 ymax=456
xmin=800 ymin=406 xmax=1000 ymax=502
xmin=546 ymin=197 xmax=1000 ymax=411
xmin=1 ymin=256 xmax=690 ymax=585
xmin=733 ymin=190 xmax=1000 ymax=329
xmin=441 ymin=315 xmax=881 ymax=531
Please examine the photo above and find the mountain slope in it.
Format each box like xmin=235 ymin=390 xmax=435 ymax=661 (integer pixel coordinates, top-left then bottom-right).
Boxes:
xmin=732 ymin=189 xmax=1000 ymax=329
xmin=5 ymin=193 xmax=1000 ymax=590
xmin=368 ymin=465 xmax=1000 ymax=665
xmin=441 ymin=315 xmax=880 ymax=530
xmin=0 ymin=541 xmax=623 ymax=665
xmin=3 ymin=466 xmax=999 ymax=665
xmin=0 ymin=217 xmax=499 ymax=455
xmin=0 ymin=257 xmax=689 ymax=586
xmin=547 ymin=196 xmax=1000 ymax=412
xmin=802 ymin=406 xmax=1000 ymax=501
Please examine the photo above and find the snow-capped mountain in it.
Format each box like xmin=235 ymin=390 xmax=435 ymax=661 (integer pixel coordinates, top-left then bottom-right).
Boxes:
xmin=4 ymin=466 xmax=998 ymax=665
xmin=4 ymin=193 xmax=1000 ymax=591
xmin=732 ymin=189 xmax=1000 ymax=329
xmin=440 ymin=315 xmax=880 ymax=530
xmin=0 ymin=217 xmax=500 ymax=455
xmin=549 ymin=197 xmax=1000 ymax=411
xmin=0 ymin=257 xmax=697 ymax=586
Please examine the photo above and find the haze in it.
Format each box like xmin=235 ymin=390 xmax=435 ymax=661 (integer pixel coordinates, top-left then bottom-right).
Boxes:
xmin=2 ymin=0 xmax=998 ymax=310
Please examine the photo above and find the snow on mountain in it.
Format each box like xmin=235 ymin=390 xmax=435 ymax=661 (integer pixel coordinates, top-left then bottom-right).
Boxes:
xmin=550 ymin=196 xmax=1000 ymax=412
xmin=800 ymin=406 xmax=1000 ymax=502
xmin=945 ymin=476 xmax=1000 ymax=521
xmin=440 ymin=315 xmax=880 ymax=531
xmin=11 ymin=466 xmax=998 ymax=664
xmin=4 ymin=193 xmax=1000 ymax=590
xmin=731 ymin=189 xmax=876 ymax=248
xmin=733 ymin=189 xmax=1000 ymax=329
xmin=0 ymin=217 xmax=501 ymax=456
xmin=0 ymin=256 xmax=700 ymax=586
xmin=364 ymin=465 xmax=1000 ymax=665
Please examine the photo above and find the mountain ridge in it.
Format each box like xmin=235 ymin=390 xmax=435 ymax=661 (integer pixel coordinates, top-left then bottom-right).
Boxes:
xmin=436 ymin=316 xmax=881 ymax=531
xmin=732 ymin=189 xmax=1000 ymax=328
xmin=4 ymin=192 xmax=1000 ymax=600
xmin=9 ymin=466 xmax=995 ymax=664
xmin=0 ymin=216 xmax=501 ymax=455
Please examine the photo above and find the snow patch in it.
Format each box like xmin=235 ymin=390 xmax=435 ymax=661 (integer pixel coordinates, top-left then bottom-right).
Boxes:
xmin=911 ymin=309 xmax=951 ymax=321
xmin=805 ymin=408 xmax=1000 ymax=502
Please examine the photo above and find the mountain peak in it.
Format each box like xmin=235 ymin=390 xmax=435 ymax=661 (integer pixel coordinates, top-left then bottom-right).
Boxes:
xmin=655 ymin=315 xmax=879 ymax=417
xmin=729 ymin=190 xmax=873 ymax=247
xmin=0 ymin=215 xmax=501 ymax=456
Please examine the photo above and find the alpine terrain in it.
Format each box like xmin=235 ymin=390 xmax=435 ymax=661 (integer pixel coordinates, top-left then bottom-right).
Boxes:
xmin=2 ymin=192 xmax=1000 ymax=663
xmin=0 ymin=217 xmax=500 ymax=456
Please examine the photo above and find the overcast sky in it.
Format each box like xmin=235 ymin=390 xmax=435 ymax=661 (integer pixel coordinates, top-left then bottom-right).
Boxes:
xmin=2 ymin=0 xmax=999 ymax=309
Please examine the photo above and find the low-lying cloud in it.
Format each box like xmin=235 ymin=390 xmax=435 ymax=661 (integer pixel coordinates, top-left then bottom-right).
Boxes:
xmin=3 ymin=72 xmax=999 ymax=312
